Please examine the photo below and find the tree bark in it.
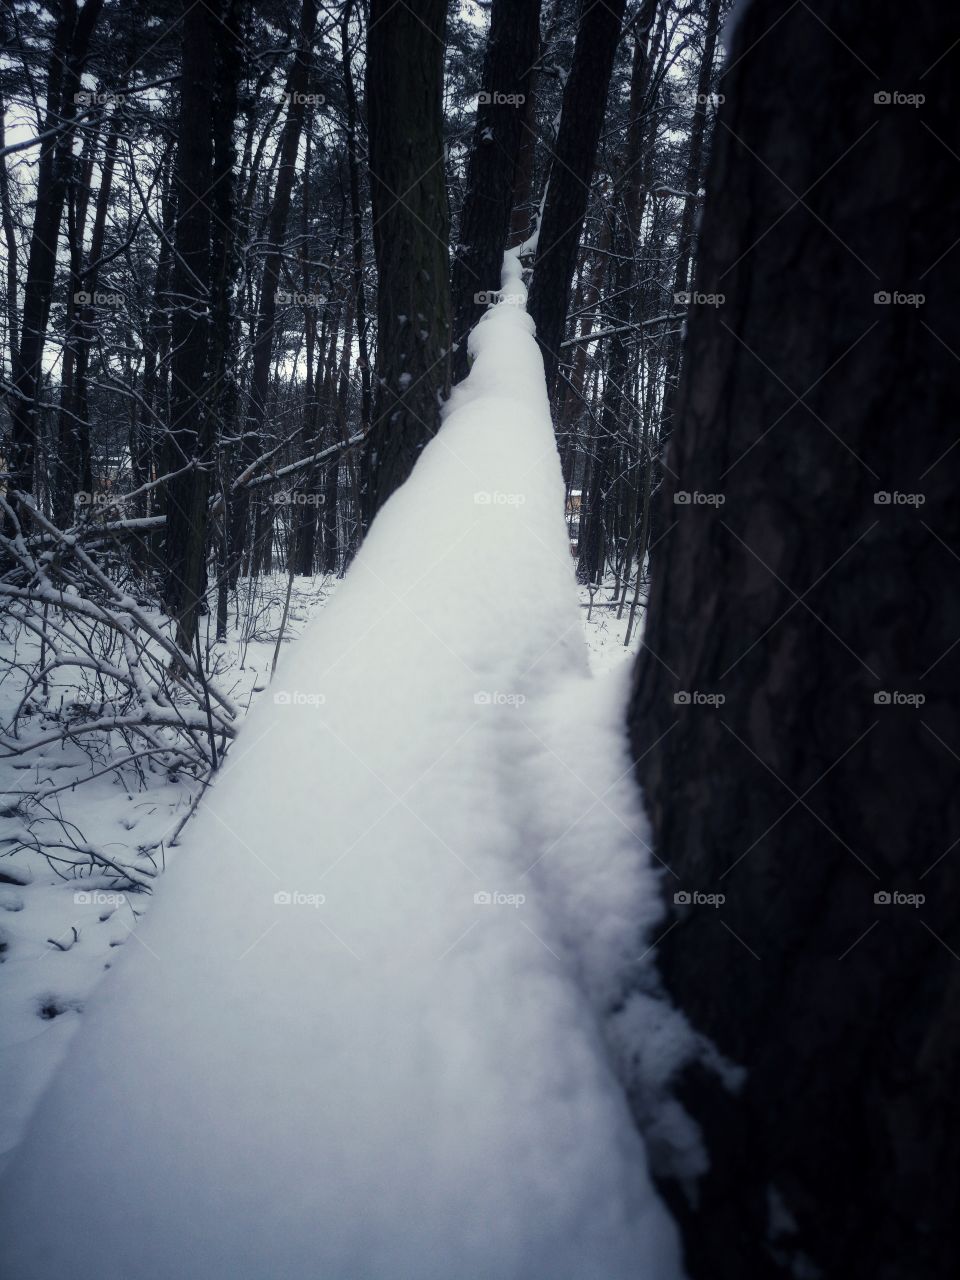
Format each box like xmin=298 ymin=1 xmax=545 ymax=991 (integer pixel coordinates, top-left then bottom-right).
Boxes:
xmin=361 ymin=0 xmax=450 ymax=527
xmin=162 ymin=0 xmax=242 ymax=649
xmin=450 ymin=0 xmax=541 ymax=384
xmin=5 ymin=0 xmax=103 ymax=525
xmin=627 ymin=3 xmax=960 ymax=1277
xmin=526 ymin=0 xmax=626 ymax=398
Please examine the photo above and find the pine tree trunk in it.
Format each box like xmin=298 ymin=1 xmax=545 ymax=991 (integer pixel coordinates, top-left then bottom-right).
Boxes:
xmin=526 ymin=0 xmax=626 ymax=397
xmin=449 ymin=0 xmax=541 ymax=384
xmin=5 ymin=0 xmax=103 ymax=528
xmin=361 ymin=0 xmax=450 ymax=527
xmin=627 ymin=3 xmax=960 ymax=1277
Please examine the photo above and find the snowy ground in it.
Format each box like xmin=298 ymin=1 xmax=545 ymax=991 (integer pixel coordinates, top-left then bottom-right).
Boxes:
xmin=0 ymin=256 xmax=684 ymax=1279
xmin=0 ymin=573 xmax=334 ymax=1166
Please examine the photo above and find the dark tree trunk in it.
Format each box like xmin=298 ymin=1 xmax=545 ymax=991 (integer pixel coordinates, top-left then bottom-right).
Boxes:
xmin=130 ymin=143 xmax=176 ymax=574
xmin=0 ymin=82 xmax=19 ymax=375
xmin=5 ymin=0 xmax=103 ymax=525
xmin=55 ymin=100 xmax=122 ymax=526
xmin=340 ymin=0 xmax=371 ymax=433
xmin=162 ymin=0 xmax=218 ymax=647
xmin=526 ymin=0 xmax=626 ymax=398
xmin=361 ymin=0 xmax=450 ymax=527
xmin=656 ymin=0 xmax=720 ymax=455
xmin=627 ymin=4 xmax=960 ymax=1278
xmin=449 ymin=0 xmax=541 ymax=384
xmin=206 ymin=0 xmax=245 ymax=636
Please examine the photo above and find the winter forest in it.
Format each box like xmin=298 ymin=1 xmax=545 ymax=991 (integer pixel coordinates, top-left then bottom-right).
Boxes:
xmin=0 ymin=0 xmax=956 ymax=1275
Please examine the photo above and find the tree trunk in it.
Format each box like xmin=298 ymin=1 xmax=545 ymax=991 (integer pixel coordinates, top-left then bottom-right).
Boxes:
xmin=158 ymin=0 xmax=239 ymax=645
xmin=55 ymin=100 xmax=122 ymax=525
xmin=5 ymin=0 xmax=103 ymax=526
xmin=526 ymin=0 xmax=626 ymax=398
xmin=361 ymin=0 xmax=450 ymax=527
xmin=450 ymin=0 xmax=541 ymax=384
xmin=341 ymin=0 xmax=371 ymax=433
xmin=656 ymin=0 xmax=720 ymax=455
xmin=627 ymin=4 xmax=960 ymax=1278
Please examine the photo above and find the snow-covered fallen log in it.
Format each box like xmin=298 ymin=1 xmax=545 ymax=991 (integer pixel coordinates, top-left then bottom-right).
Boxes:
xmin=0 ymin=252 xmax=683 ymax=1279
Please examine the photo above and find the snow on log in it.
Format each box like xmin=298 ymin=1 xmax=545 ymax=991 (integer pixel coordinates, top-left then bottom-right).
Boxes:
xmin=0 ymin=251 xmax=681 ymax=1279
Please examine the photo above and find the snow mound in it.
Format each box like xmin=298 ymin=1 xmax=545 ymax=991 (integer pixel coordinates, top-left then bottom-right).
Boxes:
xmin=0 ymin=252 xmax=682 ymax=1279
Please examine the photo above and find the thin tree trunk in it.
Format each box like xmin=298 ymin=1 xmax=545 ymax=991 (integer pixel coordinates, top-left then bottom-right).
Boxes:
xmin=5 ymin=0 xmax=103 ymax=526
xmin=526 ymin=0 xmax=627 ymax=398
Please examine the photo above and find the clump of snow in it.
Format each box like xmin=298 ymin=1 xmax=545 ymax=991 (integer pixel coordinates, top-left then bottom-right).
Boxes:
xmin=0 ymin=252 xmax=685 ymax=1278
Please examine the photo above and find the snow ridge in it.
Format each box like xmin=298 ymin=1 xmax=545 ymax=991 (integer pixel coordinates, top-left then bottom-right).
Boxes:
xmin=0 ymin=250 xmax=682 ymax=1279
